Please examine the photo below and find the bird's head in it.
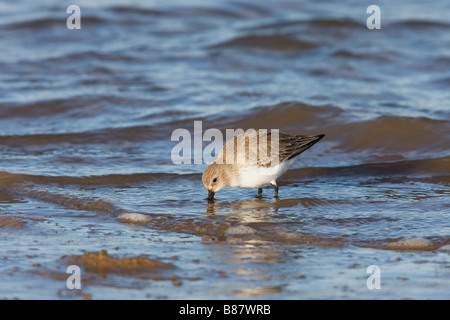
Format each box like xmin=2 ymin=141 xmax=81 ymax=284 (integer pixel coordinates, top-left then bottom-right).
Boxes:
xmin=202 ymin=162 xmax=228 ymax=200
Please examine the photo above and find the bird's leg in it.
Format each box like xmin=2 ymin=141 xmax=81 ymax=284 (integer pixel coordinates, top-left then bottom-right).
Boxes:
xmin=257 ymin=188 xmax=263 ymax=198
xmin=273 ymin=184 xmax=279 ymax=198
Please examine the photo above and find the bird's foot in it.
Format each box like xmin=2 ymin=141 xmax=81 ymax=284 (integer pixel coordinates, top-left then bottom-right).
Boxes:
xmin=256 ymin=188 xmax=263 ymax=199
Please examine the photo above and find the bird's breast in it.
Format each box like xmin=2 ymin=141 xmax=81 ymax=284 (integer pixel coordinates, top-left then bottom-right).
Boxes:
xmin=232 ymin=160 xmax=294 ymax=188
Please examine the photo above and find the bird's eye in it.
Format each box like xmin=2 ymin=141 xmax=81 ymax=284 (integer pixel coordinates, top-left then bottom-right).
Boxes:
xmin=212 ymin=177 xmax=217 ymax=183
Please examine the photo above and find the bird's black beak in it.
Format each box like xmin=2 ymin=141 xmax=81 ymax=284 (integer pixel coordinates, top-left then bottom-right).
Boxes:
xmin=207 ymin=190 xmax=215 ymax=201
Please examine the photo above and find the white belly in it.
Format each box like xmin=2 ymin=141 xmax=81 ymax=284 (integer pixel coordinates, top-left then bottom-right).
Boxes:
xmin=233 ymin=160 xmax=294 ymax=188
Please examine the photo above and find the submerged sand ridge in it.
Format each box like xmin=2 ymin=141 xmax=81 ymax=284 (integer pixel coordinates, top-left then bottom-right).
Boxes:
xmin=61 ymin=250 xmax=174 ymax=275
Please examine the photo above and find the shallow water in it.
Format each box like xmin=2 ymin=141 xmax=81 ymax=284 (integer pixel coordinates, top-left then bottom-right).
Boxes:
xmin=0 ymin=0 xmax=449 ymax=299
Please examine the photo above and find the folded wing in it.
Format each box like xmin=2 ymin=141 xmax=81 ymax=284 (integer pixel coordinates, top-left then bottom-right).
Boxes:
xmin=216 ymin=130 xmax=324 ymax=167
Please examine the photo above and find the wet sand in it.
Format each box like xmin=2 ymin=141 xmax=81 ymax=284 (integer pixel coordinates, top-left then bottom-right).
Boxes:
xmin=0 ymin=0 xmax=449 ymax=299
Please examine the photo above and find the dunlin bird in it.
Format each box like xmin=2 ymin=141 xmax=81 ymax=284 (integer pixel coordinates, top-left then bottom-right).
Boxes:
xmin=202 ymin=130 xmax=324 ymax=200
